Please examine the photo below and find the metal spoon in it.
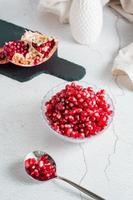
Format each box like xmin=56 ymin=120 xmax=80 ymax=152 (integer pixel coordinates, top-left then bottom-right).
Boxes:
xmin=24 ymin=150 xmax=105 ymax=200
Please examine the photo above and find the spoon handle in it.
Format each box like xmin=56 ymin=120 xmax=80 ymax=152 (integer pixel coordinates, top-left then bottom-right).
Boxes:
xmin=57 ymin=176 xmax=105 ymax=200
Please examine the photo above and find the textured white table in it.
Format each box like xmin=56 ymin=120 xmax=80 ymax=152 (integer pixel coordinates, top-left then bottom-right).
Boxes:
xmin=0 ymin=1 xmax=133 ymax=200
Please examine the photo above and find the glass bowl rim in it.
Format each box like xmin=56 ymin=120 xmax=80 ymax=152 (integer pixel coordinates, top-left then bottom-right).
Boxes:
xmin=41 ymin=81 xmax=115 ymax=143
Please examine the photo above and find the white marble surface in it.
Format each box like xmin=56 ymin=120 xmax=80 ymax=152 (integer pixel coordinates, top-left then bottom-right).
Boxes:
xmin=0 ymin=1 xmax=133 ymax=200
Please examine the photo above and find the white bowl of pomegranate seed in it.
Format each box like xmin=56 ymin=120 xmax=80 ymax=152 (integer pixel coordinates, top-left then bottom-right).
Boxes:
xmin=41 ymin=82 xmax=114 ymax=143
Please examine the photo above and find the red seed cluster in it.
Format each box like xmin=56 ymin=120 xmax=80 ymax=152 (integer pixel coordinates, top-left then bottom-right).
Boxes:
xmin=25 ymin=155 xmax=56 ymax=181
xmin=0 ymin=48 xmax=6 ymax=59
xmin=4 ymin=41 xmax=29 ymax=60
xmin=0 ymin=47 xmax=9 ymax=64
xmin=32 ymin=39 xmax=55 ymax=58
xmin=45 ymin=83 xmax=113 ymax=139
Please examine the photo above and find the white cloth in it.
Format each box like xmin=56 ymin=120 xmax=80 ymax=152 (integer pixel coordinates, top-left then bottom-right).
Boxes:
xmin=109 ymin=0 xmax=133 ymax=22
xmin=112 ymin=43 xmax=133 ymax=86
xmin=39 ymin=0 xmax=107 ymax=23
xmin=110 ymin=0 xmax=133 ymax=88
xmin=39 ymin=0 xmax=71 ymax=23
xmin=39 ymin=0 xmax=133 ymax=23
xmin=39 ymin=0 xmax=133 ymax=88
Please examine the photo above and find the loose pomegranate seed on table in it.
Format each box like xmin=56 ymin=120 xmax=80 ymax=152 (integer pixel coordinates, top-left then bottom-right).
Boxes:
xmin=25 ymin=155 xmax=56 ymax=181
xmin=44 ymin=82 xmax=113 ymax=140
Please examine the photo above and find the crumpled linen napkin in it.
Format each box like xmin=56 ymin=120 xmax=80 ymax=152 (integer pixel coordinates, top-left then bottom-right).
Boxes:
xmin=39 ymin=0 xmax=71 ymax=23
xmin=109 ymin=0 xmax=133 ymax=22
xmin=39 ymin=0 xmax=133 ymax=23
xmin=39 ymin=0 xmax=133 ymax=88
xmin=112 ymin=43 xmax=133 ymax=87
xmin=39 ymin=0 xmax=107 ymax=23
xmin=108 ymin=0 xmax=133 ymax=88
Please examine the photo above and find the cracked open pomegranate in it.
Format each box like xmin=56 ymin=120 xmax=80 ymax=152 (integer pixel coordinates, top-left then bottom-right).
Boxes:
xmin=0 ymin=47 xmax=9 ymax=64
xmin=42 ymin=82 xmax=114 ymax=142
xmin=3 ymin=31 xmax=57 ymax=67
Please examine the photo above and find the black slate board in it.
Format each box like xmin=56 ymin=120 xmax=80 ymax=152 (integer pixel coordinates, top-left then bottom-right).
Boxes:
xmin=0 ymin=19 xmax=86 ymax=82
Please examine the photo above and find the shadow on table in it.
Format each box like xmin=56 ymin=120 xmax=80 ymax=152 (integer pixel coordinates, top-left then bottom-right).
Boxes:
xmin=8 ymin=161 xmax=91 ymax=200
xmin=43 ymin=130 xmax=78 ymax=150
xmin=8 ymin=160 xmax=40 ymax=185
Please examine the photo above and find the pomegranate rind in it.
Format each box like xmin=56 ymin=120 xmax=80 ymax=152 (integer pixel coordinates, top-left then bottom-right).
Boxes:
xmin=0 ymin=47 xmax=9 ymax=64
xmin=21 ymin=31 xmax=49 ymax=44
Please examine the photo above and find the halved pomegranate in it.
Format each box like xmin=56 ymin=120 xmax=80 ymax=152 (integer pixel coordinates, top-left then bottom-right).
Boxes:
xmin=3 ymin=31 xmax=58 ymax=67
xmin=0 ymin=47 xmax=9 ymax=64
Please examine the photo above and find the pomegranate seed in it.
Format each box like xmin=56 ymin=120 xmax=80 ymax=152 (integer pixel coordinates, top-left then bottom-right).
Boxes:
xmin=77 ymin=94 xmax=81 ymax=99
xmin=71 ymin=131 xmax=78 ymax=138
xmin=69 ymin=102 xmax=74 ymax=107
xmin=68 ymin=115 xmax=74 ymax=122
xmin=78 ymin=133 xmax=85 ymax=139
xmin=39 ymin=160 xmax=44 ymax=167
xmin=33 ymin=169 xmax=39 ymax=177
xmin=56 ymin=103 xmax=65 ymax=111
xmin=65 ymin=128 xmax=73 ymax=137
xmin=78 ymin=98 xmax=84 ymax=103
xmin=0 ymin=47 xmax=9 ymax=64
